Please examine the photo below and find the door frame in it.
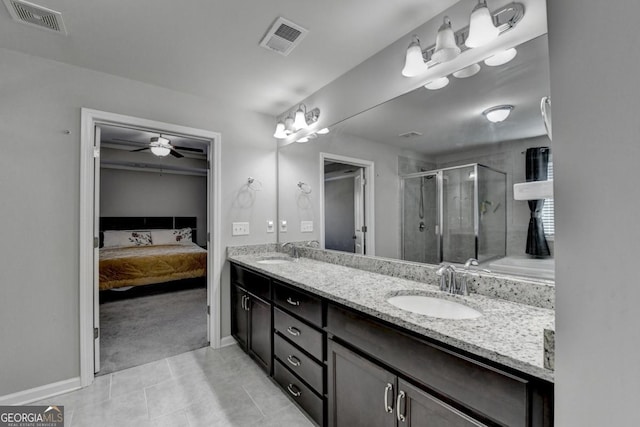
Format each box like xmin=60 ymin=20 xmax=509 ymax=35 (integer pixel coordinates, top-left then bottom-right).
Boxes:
xmin=79 ymin=108 xmax=222 ymax=387
xmin=319 ymin=153 xmax=375 ymax=255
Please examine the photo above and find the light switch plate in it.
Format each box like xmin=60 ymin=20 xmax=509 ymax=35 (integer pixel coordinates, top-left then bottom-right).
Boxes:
xmin=232 ymin=222 xmax=250 ymax=236
xmin=266 ymin=220 xmax=275 ymax=233
xmin=280 ymin=220 xmax=287 ymax=232
xmin=301 ymin=220 xmax=313 ymax=233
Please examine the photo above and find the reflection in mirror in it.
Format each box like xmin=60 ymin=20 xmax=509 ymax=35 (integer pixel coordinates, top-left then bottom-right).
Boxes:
xmin=278 ymin=34 xmax=553 ymax=281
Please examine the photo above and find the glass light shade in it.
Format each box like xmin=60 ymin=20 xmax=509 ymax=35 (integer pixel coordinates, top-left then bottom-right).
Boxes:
xmin=150 ymin=145 xmax=171 ymax=156
xmin=293 ymin=106 xmax=308 ymax=130
xmin=465 ymin=1 xmax=499 ymax=48
xmin=273 ymin=122 xmax=287 ymax=138
xmin=432 ymin=17 xmax=460 ymax=63
xmin=452 ymin=63 xmax=481 ymax=79
xmin=297 ymin=136 xmax=310 ymax=143
xmin=284 ymin=117 xmax=294 ymax=135
xmin=316 ymin=128 xmax=330 ymax=135
xmin=483 ymin=105 xmax=514 ymax=123
xmin=402 ymin=36 xmax=428 ymax=77
xmin=484 ymin=48 xmax=517 ymax=66
xmin=424 ymin=77 xmax=450 ymax=90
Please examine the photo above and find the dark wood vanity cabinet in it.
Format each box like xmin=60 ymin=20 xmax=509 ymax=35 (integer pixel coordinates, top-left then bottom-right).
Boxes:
xmin=229 ymin=263 xmax=553 ymax=427
xmin=230 ymin=264 xmax=272 ymax=373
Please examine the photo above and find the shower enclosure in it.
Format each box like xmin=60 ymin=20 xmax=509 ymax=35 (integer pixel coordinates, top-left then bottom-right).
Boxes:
xmin=401 ymin=164 xmax=506 ymax=264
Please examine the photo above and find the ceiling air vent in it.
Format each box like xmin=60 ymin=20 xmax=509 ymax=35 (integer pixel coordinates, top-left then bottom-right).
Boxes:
xmin=3 ymin=0 xmax=67 ymax=35
xmin=399 ymin=131 xmax=423 ymax=138
xmin=259 ymin=17 xmax=308 ymax=56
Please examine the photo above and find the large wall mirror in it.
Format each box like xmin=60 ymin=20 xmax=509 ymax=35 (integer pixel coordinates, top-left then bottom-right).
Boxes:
xmin=278 ymin=20 xmax=553 ymax=281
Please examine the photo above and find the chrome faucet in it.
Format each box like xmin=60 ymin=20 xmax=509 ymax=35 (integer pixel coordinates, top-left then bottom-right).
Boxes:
xmin=459 ymin=258 xmax=490 ymax=296
xmin=281 ymin=242 xmax=299 ymax=261
xmin=306 ymin=240 xmax=320 ymax=248
xmin=436 ymin=263 xmax=457 ymax=294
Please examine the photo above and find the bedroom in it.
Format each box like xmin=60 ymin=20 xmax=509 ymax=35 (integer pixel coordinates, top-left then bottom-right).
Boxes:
xmin=96 ymin=123 xmax=210 ymax=375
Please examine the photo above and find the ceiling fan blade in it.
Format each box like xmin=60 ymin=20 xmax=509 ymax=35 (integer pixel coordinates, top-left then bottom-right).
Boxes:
xmin=169 ymin=149 xmax=184 ymax=158
xmin=172 ymin=145 xmax=203 ymax=153
xmin=130 ymin=147 xmax=150 ymax=152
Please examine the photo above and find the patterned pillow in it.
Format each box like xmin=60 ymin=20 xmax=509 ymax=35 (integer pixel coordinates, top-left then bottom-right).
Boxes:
xmin=103 ymin=230 xmax=152 ymax=248
xmin=151 ymin=228 xmax=193 ymax=245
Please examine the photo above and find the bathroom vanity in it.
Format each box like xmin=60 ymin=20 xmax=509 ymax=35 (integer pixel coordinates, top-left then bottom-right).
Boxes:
xmin=228 ymin=252 xmax=554 ymax=427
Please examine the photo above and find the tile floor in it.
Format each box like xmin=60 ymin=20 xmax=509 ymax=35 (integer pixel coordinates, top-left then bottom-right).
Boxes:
xmin=33 ymin=345 xmax=314 ymax=427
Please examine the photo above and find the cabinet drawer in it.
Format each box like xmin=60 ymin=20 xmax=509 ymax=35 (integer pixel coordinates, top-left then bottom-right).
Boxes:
xmin=231 ymin=263 xmax=270 ymax=300
xmin=274 ymin=307 xmax=323 ymax=361
xmin=274 ymin=360 xmax=324 ymax=426
xmin=275 ymin=333 xmax=324 ymax=393
xmin=274 ymin=282 xmax=322 ymax=326
xmin=326 ymin=304 xmax=529 ymax=427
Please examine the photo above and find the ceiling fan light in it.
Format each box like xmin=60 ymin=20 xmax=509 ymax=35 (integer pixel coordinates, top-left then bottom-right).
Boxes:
xmin=484 ymin=48 xmax=517 ymax=66
xmin=273 ymin=122 xmax=287 ymax=138
xmin=293 ymin=106 xmax=308 ymax=130
xmin=453 ymin=63 xmax=481 ymax=78
xmin=149 ymin=136 xmax=172 ymax=156
xmin=402 ymin=36 xmax=429 ymax=77
xmin=432 ymin=17 xmax=460 ymax=63
xmin=424 ymin=76 xmax=450 ymax=90
xmin=466 ymin=0 xmax=499 ymax=48
xmin=483 ymin=105 xmax=514 ymax=123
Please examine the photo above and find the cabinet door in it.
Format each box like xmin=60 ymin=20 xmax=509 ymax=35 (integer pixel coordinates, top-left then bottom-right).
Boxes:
xmin=327 ymin=339 xmax=396 ymax=427
xmin=248 ymin=295 xmax=272 ymax=373
xmin=397 ymin=379 xmax=486 ymax=427
xmin=231 ymin=284 xmax=248 ymax=350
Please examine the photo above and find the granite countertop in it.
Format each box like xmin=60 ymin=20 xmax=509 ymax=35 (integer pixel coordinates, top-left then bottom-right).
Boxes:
xmin=229 ymin=252 xmax=555 ymax=383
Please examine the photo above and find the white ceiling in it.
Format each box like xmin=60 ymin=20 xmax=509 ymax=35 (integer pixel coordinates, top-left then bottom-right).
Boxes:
xmin=0 ymin=0 xmax=459 ymax=116
xmin=331 ymin=34 xmax=550 ymax=156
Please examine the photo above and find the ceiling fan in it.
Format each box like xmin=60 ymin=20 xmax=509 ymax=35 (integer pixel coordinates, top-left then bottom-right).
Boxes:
xmin=129 ymin=136 xmax=184 ymax=158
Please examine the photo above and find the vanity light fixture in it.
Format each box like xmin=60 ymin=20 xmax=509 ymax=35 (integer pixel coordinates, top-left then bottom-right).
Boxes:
xmin=274 ymin=105 xmax=321 ymax=139
xmin=316 ymin=128 xmax=330 ymax=135
xmin=453 ymin=63 xmax=481 ymax=79
xmin=483 ymin=105 xmax=514 ymax=123
xmin=432 ymin=17 xmax=460 ymax=63
xmin=284 ymin=117 xmax=295 ymax=135
xmin=273 ymin=122 xmax=287 ymax=138
xmin=293 ymin=105 xmax=309 ymax=130
xmin=484 ymin=47 xmax=517 ymax=66
xmin=465 ymin=0 xmax=499 ymax=48
xmin=424 ymin=76 xmax=450 ymax=90
xmin=400 ymin=2 xmax=523 ymax=77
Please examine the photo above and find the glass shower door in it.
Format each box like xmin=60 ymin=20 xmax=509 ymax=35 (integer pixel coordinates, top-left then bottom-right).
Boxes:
xmin=441 ymin=166 xmax=476 ymax=263
xmin=402 ymin=173 xmax=439 ymax=264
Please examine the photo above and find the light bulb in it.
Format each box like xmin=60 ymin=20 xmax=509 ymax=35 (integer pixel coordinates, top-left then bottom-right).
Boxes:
xmin=402 ymin=36 xmax=428 ymax=77
xmin=293 ymin=106 xmax=308 ymax=130
xmin=432 ymin=17 xmax=460 ymax=63
xmin=452 ymin=63 xmax=481 ymax=79
xmin=284 ymin=117 xmax=294 ymax=135
xmin=484 ymin=48 xmax=517 ymax=66
xmin=466 ymin=0 xmax=499 ymax=48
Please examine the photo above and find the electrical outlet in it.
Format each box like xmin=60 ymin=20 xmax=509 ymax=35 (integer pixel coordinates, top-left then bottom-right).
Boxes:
xmin=301 ymin=220 xmax=313 ymax=233
xmin=280 ymin=220 xmax=288 ymax=232
xmin=266 ymin=220 xmax=275 ymax=233
xmin=232 ymin=222 xmax=250 ymax=236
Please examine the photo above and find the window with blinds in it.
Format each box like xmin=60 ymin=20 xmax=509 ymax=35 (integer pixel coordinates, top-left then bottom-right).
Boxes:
xmin=542 ymin=161 xmax=554 ymax=236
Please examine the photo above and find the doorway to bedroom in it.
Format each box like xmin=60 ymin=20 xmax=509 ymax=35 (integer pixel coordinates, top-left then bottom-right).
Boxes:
xmin=80 ymin=109 xmax=222 ymax=385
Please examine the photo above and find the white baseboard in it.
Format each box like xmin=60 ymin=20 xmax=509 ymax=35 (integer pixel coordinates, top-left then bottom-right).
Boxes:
xmin=0 ymin=377 xmax=82 ymax=405
xmin=220 ymin=335 xmax=238 ymax=348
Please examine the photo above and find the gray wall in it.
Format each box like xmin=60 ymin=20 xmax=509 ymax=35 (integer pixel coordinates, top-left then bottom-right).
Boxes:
xmin=548 ymin=1 xmax=640 ymax=425
xmin=100 ymin=167 xmax=208 ymax=246
xmin=0 ymin=47 xmax=277 ymax=396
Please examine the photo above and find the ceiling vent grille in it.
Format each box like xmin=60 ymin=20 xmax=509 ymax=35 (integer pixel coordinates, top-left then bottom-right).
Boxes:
xmin=3 ymin=0 xmax=67 ymax=35
xmin=259 ymin=17 xmax=308 ymax=56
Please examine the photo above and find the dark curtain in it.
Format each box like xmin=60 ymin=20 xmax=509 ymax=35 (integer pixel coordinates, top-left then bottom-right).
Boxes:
xmin=525 ymin=147 xmax=551 ymax=257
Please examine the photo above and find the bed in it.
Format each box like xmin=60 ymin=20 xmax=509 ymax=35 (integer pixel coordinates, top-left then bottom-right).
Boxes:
xmin=99 ymin=216 xmax=207 ymax=291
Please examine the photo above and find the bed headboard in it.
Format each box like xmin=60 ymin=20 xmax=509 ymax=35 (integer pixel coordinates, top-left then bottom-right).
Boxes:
xmin=99 ymin=216 xmax=198 ymax=245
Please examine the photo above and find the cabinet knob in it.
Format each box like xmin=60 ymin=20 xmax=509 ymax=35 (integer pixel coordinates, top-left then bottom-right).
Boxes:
xmin=286 ymin=297 xmax=300 ymax=306
xmin=287 ymin=355 xmax=301 ymax=367
xmin=384 ymin=383 xmax=394 ymax=414
xmin=287 ymin=383 xmax=301 ymax=397
xmin=287 ymin=326 xmax=301 ymax=336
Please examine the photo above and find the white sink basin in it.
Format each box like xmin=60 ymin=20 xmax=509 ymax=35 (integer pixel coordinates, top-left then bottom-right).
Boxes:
xmin=256 ymin=258 xmax=293 ymax=265
xmin=387 ymin=295 xmax=482 ymax=320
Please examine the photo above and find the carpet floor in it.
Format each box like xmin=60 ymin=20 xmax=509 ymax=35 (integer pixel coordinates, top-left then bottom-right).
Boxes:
xmin=98 ymin=286 xmax=208 ymax=376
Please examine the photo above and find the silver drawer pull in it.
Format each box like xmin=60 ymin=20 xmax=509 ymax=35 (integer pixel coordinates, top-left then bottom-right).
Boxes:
xmin=286 ymin=297 xmax=300 ymax=306
xmin=287 ymin=326 xmax=301 ymax=336
xmin=396 ymin=390 xmax=406 ymax=422
xmin=287 ymin=383 xmax=301 ymax=397
xmin=287 ymin=355 xmax=301 ymax=367
xmin=384 ymin=383 xmax=393 ymax=413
